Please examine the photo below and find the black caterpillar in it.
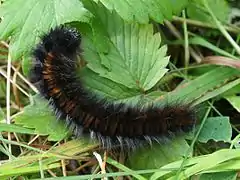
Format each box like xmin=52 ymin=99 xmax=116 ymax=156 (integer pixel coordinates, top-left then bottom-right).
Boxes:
xmin=30 ymin=26 xmax=196 ymax=149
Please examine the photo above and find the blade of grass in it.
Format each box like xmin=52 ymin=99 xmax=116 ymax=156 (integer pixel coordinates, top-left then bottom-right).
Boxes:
xmin=192 ymin=78 xmax=240 ymax=106
xmin=107 ymin=157 xmax=147 ymax=180
xmin=188 ymin=36 xmax=238 ymax=60
xmin=6 ymin=48 xmax=12 ymax=160
xmin=174 ymin=106 xmax=211 ymax=179
xmin=182 ymin=9 xmax=190 ymax=71
xmin=0 ymin=123 xmax=36 ymax=134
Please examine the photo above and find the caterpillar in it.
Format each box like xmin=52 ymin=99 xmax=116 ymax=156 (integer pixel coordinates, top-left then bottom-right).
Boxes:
xmin=30 ymin=26 xmax=197 ymax=149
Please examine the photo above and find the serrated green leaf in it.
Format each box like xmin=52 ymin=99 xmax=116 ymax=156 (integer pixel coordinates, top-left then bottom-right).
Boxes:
xmin=198 ymin=117 xmax=232 ymax=143
xmin=82 ymin=57 xmax=240 ymax=106
xmin=80 ymin=68 xmax=141 ymax=100
xmin=187 ymin=0 xmax=230 ymax=24
xmin=81 ymin=2 xmax=169 ymax=91
xmin=89 ymin=0 xmax=189 ymax=23
xmin=14 ymin=95 xmax=69 ymax=141
xmin=0 ymin=0 xmax=92 ymax=60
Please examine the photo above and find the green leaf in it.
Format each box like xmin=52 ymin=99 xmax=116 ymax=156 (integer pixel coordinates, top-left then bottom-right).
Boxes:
xmin=187 ymin=0 xmax=230 ymax=24
xmin=107 ymin=158 xmax=147 ymax=180
xmin=188 ymin=36 xmax=237 ymax=59
xmin=225 ymin=95 xmax=240 ymax=113
xmin=89 ymin=0 xmax=189 ymax=23
xmin=221 ymin=84 xmax=240 ymax=97
xmin=80 ymin=68 xmax=141 ymax=101
xmin=168 ymin=149 xmax=240 ymax=180
xmin=14 ymin=95 xmax=69 ymax=141
xmin=199 ymin=172 xmax=237 ymax=180
xmin=162 ymin=67 xmax=240 ymax=105
xmin=0 ymin=0 xmax=92 ymax=60
xmin=0 ymin=123 xmax=35 ymax=134
xmin=150 ymin=149 xmax=240 ymax=180
xmin=193 ymin=78 xmax=240 ymax=106
xmin=21 ymin=55 xmax=32 ymax=76
xmin=0 ymin=140 xmax=96 ymax=178
xmin=170 ymin=0 xmax=189 ymax=15
xmin=128 ymin=137 xmax=190 ymax=172
xmin=198 ymin=117 xmax=232 ymax=143
xmin=81 ymin=2 xmax=169 ymax=91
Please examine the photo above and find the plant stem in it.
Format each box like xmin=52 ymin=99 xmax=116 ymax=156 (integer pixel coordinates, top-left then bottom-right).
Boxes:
xmin=182 ymin=10 xmax=190 ymax=72
xmin=173 ymin=16 xmax=240 ymax=35
xmin=175 ymin=105 xmax=211 ymax=179
xmin=202 ymin=0 xmax=240 ymax=56
xmin=6 ymin=51 xmax=12 ymax=159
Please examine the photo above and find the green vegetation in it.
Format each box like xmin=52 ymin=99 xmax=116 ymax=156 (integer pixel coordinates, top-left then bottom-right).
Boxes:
xmin=0 ymin=0 xmax=240 ymax=179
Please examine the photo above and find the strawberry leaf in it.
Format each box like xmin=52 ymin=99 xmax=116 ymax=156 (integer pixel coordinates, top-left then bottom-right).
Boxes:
xmin=0 ymin=0 xmax=92 ymax=60
xmin=15 ymin=95 xmax=69 ymax=141
xmin=81 ymin=2 xmax=169 ymax=91
xmin=90 ymin=0 xmax=189 ymax=23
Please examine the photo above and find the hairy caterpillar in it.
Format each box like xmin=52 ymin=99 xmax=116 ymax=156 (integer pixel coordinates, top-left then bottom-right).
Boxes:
xmin=30 ymin=26 xmax=196 ymax=149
